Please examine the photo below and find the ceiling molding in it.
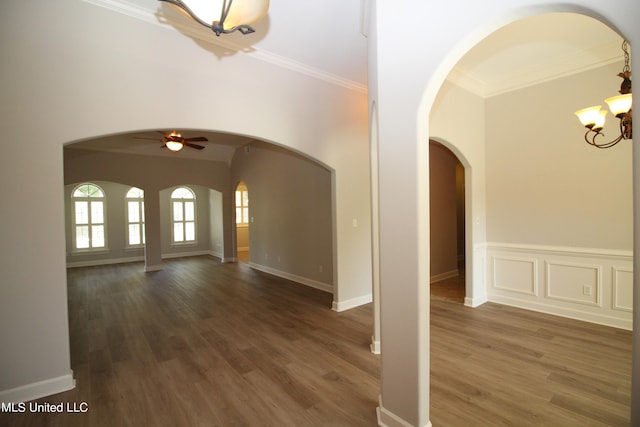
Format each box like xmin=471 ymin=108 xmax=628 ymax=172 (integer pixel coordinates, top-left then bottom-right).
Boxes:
xmin=449 ymin=40 xmax=623 ymax=98
xmin=83 ymin=0 xmax=367 ymax=93
xmin=445 ymin=67 xmax=489 ymax=98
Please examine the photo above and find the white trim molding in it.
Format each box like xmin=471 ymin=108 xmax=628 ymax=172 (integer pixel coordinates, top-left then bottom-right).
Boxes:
xmin=370 ymin=336 xmax=381 ymax=354
xmin=0 ymin=372 xmax=75 ymax=404
xmin=377 ymin=396 xmax=432 ymax=427
xmin=464 ymin=295 xmax=487 ymax=308
xmin=144 ymin=264 xmax=163 ymax=272
xmin=486 ymin=242 xmax=632 ymax=330
xmin=612 ymin=266 xmax=633 ymax=312
xmin=247 ymin=262 xmax=333 ymax=294
xmin=332 ymin=294 xmax=373 ymax=312
xmin=67 ymin=255 xmax=144 ymax=268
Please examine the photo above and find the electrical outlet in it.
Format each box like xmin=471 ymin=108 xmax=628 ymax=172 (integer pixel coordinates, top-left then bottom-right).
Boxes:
xmin=319 ymin=265 xmax=323 ymax=273
xmin=582 ymin=285 xmax=592 ymax=296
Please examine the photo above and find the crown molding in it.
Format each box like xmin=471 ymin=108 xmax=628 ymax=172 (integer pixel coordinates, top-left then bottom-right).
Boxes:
xmin=83 ymin=0 xmax=367 ymax=93
xmin=448 ymin=40 xmax=622 ymax=98
xmin=445 ymin=67 xmax=488 ymax=97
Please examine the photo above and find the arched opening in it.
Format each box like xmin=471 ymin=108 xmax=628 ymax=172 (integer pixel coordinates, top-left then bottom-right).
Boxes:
xmin=429 ymin=140 xmax=466 ymax=303
xmin=235 ymin=181 xmax=250 ymax=263
xmin=420 ymin=10 xmax=634 ymax=426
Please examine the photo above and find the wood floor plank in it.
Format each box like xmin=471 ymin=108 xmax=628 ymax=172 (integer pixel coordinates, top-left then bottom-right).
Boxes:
xmin=1 ymin=258 xmax=631 ymax=427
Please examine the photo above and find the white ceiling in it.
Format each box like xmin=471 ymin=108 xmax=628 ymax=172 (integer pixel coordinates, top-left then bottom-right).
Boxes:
xmin=74 ymin=1 xmax=624 ymax=161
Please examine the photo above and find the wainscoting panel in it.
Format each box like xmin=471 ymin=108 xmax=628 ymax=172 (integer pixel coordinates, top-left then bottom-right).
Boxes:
xmin=546 ymin=261 xmax=601 ymax=306
xmin=492 ymin=256 xmax=537 ymax=296
xmin=613 ymin=267 xmax=633 ymax=312
xmin=486 ymin=243 xmax=632 ymax=330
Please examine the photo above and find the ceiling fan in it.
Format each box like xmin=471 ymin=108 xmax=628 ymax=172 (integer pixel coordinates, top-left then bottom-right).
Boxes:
xmin=135 ymin=130 xmax=208 ymax=152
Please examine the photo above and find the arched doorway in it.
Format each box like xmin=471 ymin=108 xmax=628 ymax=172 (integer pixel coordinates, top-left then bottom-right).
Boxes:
xmin=423 ymin=10 xmax=634 ymax=427
xmin=429 ymin=140 xmax=466 ymax=303
xmin=375 ymin=4 xmax=637 ymax=426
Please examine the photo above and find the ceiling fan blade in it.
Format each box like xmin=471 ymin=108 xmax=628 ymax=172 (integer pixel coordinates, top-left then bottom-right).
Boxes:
xmin=184 ymin=136 xmax=208 ymax=142
xmin=184 ymin=142 xmax=205 ymax=150
xmin=134 ymin=136 xmax=162 ymax=141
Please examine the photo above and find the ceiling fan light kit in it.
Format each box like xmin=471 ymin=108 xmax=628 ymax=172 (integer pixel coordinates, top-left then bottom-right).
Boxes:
xmin=575 ymin=40 xmax=633 ymax=148
xmin=165 ymin=140 xmax=184 ymax=151
xmin=159 ymin=0 xmax=269 ymax=36
xmin=134 ymin=131 xmax=208 ymax=152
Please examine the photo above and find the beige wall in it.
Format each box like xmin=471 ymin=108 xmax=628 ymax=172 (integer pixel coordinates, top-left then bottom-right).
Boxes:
xmin=484 ymin=60 xmax=633 ymax=329
xmin=486 ymin=61 xmax=632 ymax=250
xmin=231 ymin=143 xmax=334 ymax=287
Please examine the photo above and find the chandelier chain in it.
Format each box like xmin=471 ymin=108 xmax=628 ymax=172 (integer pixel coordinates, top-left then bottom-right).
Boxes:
xmin=622 ymin=40 xmax=631 ymax=74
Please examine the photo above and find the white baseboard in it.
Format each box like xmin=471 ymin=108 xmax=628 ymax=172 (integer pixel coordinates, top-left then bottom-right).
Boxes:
xmin=0 ymin=371 xmax=75 ymax=403
xmin=370 ymin=336 xmax=381 ymax=354
xmin=332 ymin=294 xmax=373 ymax=312
xmin=247 ymin=262 xmax=333 ymax=294
xmin=67 ymin=256 xmax=144 ymax=268
xmin=464 ymin=295 xmax=487 ymax=308
xmin=489 ymin=294 xmax=632 ymax=330
xmin=377 ymin=395 xmax=432 ymax=427
xmin=144 ymin=264 xmax=163 ymax=272
xmin=162 ymin=250 xmax=211 ymax=259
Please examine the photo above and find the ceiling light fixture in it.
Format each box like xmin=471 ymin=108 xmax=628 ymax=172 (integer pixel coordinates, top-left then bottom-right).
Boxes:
xmin=159 ymin=0 xmax=269 ymax=36
xmin=165 ymin=131 xmax=184 ymax=151
xmin=575 ymin=40 xmax=633 ymax=148
xmin=165 ymin=140 xmax=184 ymax=152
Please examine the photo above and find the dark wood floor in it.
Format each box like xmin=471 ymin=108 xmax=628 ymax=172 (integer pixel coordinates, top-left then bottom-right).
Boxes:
xmin=1 ymin=257 xmax=631 ymax=426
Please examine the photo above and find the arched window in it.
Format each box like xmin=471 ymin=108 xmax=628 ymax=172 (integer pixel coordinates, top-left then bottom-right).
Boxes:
xmin=171 ymin=186 xmax=196 ymax=243
xmin=126 ymin=187 xmax=145 ymax=247
xmin=235 ymin=182 xmax=249 ymax=225
xmin=72 ymin=183 xmax=106 ymax=250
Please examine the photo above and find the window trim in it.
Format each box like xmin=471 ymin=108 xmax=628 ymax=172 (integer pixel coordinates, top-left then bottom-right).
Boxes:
xmin=235 ymin=183 xmax=249 ymax=227
xmin=170 ymin=186 xmax=197 ymax=245
xmin=71 ymin=183 xmax=108 ymax=253
xmin=125 ymin=187 xmax=145 ymax=249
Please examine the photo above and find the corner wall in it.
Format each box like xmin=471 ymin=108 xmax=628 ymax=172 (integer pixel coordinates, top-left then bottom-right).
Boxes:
xmin=231 ymin=143 xmax=334 ymax=292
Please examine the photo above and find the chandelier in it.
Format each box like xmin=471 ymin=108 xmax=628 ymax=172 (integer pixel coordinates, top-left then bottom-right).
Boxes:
xmin=159 ymin=0 xmax=269 ymax=36
xmin=575 ymin=40 xmax=633 ymax=148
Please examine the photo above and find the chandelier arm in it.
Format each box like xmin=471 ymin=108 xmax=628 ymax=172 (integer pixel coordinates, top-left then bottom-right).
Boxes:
xmin=219 ymin=0 xmax=231 ymax=26
xmin=584 ymin=130 xmax=624 ymax=149
xmin=211 ymin=0 xmax=256 ymax=35
xmin=213 ymin=24 xmax=256 ymax=35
